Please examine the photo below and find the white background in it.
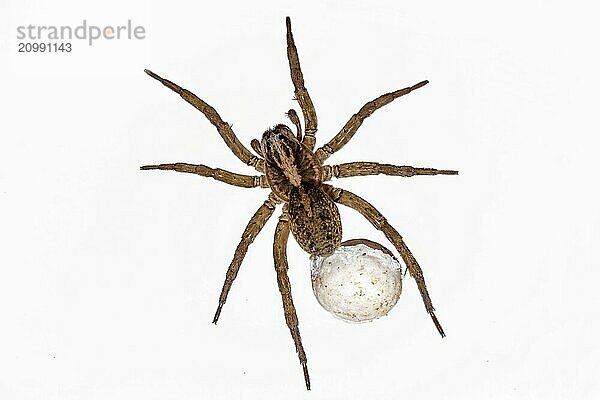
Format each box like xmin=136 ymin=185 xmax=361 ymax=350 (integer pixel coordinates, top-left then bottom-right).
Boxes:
xmin=1 ymin=0 xmax=599 ymax=399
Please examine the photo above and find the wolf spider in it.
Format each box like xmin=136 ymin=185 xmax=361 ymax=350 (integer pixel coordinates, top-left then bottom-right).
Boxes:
xmin=141 ymin=17 xmax=457 ymax=390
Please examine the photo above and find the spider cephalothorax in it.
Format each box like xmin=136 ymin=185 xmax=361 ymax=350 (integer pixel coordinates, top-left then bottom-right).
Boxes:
xmin=142 ymin=17 xmax=457 ymax=390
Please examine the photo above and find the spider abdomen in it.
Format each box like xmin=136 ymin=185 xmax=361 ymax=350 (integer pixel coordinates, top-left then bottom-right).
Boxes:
xmin=288 ymin=185 xmax=342 ymax=257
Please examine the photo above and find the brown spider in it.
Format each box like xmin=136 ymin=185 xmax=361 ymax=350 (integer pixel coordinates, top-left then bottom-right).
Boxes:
xmin=141 ymin=17 xmax=457 ymax=390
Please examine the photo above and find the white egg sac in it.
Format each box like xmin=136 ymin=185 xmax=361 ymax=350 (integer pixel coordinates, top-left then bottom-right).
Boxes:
xmin=310 ymin=240 xmax=402 ymax=323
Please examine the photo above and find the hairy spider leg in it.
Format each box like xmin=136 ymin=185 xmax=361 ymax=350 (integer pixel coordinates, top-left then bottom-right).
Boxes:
xmin=140 ymin=163 xmax=269 ymax=188
xmin=144 ymin=69 xmax=264 ymax=172
xmin=273 ymin=209 xmax=311 ymax=390
xmin=286 ymin=17 xmax=318 ymax=151
xmin=315 ymin=81 xmax=429 ymax=164
xmin=322 ymin=162 xmax=458 ymax=181
xmin=213 ymin=193 xmax=280 ymax=323
xmin=324 ymin=185 xmax=445 ymax=337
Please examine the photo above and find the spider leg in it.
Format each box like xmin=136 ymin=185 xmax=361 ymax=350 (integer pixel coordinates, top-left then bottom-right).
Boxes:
xmin=286 ymin=17 xmax=318 ymax=151
xmin=144 ymin=69 xmax=263 ymax=172
xmin=322 ymin=162 xmax=458 ymax=181
xmin=213 ymin=193 xmax=280 ymax=323
xmin=141 ymin=163 xmax=268 ymax=188
xmin=273 ymin=208 xmax=311 ymax=390
xmin=323 ymin=185 xmax=445 ymax=337
xmin=315 ymin=81 xmax=429 ymax=163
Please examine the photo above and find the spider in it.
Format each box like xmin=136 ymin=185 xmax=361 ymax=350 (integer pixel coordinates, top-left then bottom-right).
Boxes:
xmin=141 ymin=17 xmax=457 ymax=390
